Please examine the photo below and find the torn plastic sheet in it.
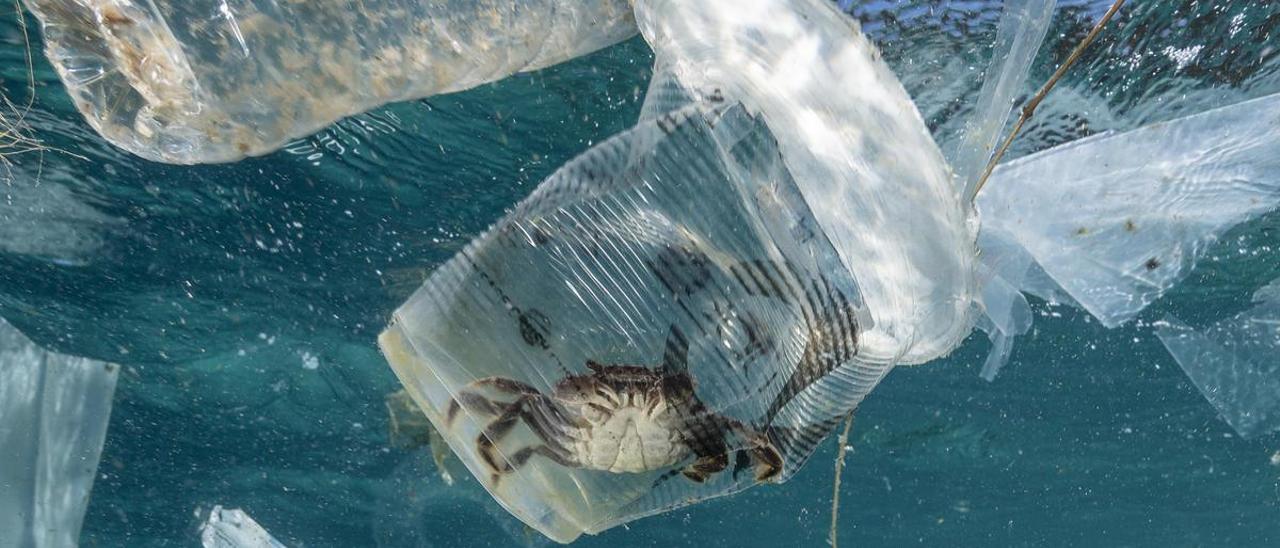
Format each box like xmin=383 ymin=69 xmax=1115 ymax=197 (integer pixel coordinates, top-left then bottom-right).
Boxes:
xmin=941 ymin=0 xmax=1053 ymax=380
xmin=977 ymin=92 xmax=1280 ymax=329
xmin=971 ymin=91 xmax=1280 ymax=380
xmin=974 ymin=227 xmax=1035 ymax=382
xmin=25 ymin=0 xmax=636 ymax=163
xmin=200 ymin=506 xmax=286 ymax=548
xmin=1155 ymin=283 xmax=1280 ymax=439
xmin=951 ymin=0 xmax=1056 ymax=197
xmin=0 ymin=318 xmax=119 ymax=548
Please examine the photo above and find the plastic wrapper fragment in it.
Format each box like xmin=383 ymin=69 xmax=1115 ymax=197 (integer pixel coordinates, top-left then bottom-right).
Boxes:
xmin=977 ymin=92 xmax=1280 ymax=328
xmin=951 ymin=0 xmax=1056 ymax=197
xmin=0 ymin=318 xmax=119 ymax=548
xmin=1155 ymin=282 xmax=1280 ymax=439
xmin=200 ymin=506 xmax=286 ymax=548
xmin=974 ymin=227 xmax=1036 ymax=381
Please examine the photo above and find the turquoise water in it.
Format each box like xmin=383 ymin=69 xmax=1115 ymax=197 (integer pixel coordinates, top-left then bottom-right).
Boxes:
xmin=1 ymin=1 xmax=1278 ymax=546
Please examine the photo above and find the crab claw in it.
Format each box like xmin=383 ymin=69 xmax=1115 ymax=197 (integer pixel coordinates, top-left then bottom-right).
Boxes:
xmin=682 ymin=453 xmax=729 ymax=483
xmin=752 ymin=443 xmax=784 ymax=483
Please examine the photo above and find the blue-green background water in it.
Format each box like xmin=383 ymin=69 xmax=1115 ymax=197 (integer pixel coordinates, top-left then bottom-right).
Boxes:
xmin=1 ymin=1 xmax=1279 ymax=545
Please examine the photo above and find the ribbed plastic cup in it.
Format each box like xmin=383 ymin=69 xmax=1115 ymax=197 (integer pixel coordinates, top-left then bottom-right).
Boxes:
xmin=26 ymin=0 xmax=636 ymax=164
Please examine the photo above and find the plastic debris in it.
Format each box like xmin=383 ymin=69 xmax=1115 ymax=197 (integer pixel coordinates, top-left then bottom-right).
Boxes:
xmin=25 ymin=0 xmax=636 ymax=163
xmin=200 ymin=506 xmax=286 ymax=548
xmin=0 ymin=318 xmax=119 ymax=548
xmin=977 ymin=92 xmax=1280 ymax=329
xmin=1155 ymin=280 xmax=1280 ymax=439
xmin=974 ymin=227 xmax=1037 ymax=381
xmin=379 ymin=0 xmax=1280 ymax=538
xmin=381 ymin=0 xmax=976 ymax=541
xmin=972 ymin=92 xmax=1280 ymax=379
xmin=951 ymin=0 xmax=1057 ymax=196
xmin=952 ymin=0 xmax=1055 ymax=381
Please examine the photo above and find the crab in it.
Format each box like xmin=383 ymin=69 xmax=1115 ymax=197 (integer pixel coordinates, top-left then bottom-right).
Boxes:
xmin=444 ymin=337 xmax=783 ymax=485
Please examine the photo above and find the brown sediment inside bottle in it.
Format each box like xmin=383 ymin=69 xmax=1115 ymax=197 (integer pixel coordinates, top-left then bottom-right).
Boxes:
xmin=24 ymin=0 xmax=637 ymax=164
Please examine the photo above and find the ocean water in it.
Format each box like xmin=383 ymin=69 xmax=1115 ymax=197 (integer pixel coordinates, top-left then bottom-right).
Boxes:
xmin=1 ymin=1 xmax=1278 ymax=546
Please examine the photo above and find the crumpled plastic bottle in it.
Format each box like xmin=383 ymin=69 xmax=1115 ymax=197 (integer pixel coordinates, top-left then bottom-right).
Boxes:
xmin=25 ymin=0 xmax=636 ymax=164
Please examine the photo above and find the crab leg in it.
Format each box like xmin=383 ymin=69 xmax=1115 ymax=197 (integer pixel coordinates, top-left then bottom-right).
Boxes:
xmin=506 ymin=445 xmax=577 ymax=471
xmin=445 ymin=376 xmax=544 ymax=426
xmin=477 ymin=398 xmax=532 ymax=473
xmin=446 ymin=392 xmax=512 ymax=425
xmin=466 ymin=376 xmax=543 ymax=396
xmin=724 ymin=419 xmax=784 ymax=482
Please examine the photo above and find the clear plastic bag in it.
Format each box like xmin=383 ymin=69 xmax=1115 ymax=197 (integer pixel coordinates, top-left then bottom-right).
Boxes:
xmin=375 ymin=0 xmax=1280 ymax=539
xmin=26 ymin=0 xmax=636 ymax=163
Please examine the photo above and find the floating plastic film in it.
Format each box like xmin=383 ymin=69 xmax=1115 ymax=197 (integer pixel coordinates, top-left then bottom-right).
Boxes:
xmin=0 ymin=318 xmax=119 ymax=548
xmin=956 ymin=0 xmax=1055 ymax=380
xmin=381 ymin=0 xmax=979 ymax=541
xmin=1155 ymin=281 xmax=1280 ymax=439
xmin=25 ymin=0 xmax=636 ymax=163
xmin=977 ymin=92 xmax=1280 ymax=330
xmin=951 ymin=0 xmax=1056 ymax=197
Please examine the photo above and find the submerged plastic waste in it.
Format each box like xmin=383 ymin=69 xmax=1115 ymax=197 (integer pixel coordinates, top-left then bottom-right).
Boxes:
xmin=974 ymin=91 xmax=1280 ymax=379
xmin=21 ymin=0 xmax=1280 ymax=543
xmin=1155 ymin=280 xmax=1280 ymax=439
xmin=978 ymin=93 xmax=1280 ymax=329
xmin=200 ymin=506 xmax=286 ymax=548
xmin=377 ymin=0 xmax=1280 ymax=541
xmin=24 ymin=0 xmax=636 ymax=163
xmin=0 ymin=318 xmax=119 ymax=548
xmin=381 ymin=0 xmax=968 ymax=540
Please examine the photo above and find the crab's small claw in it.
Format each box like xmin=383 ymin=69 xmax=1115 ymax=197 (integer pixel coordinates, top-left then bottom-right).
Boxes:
xmin=682 ymin=452 xmax=729 ymax=483
xmin=752 ymin=444 xmax=784 ymax=483
xmin=681 ymin=469 xmax=709 ymax=483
